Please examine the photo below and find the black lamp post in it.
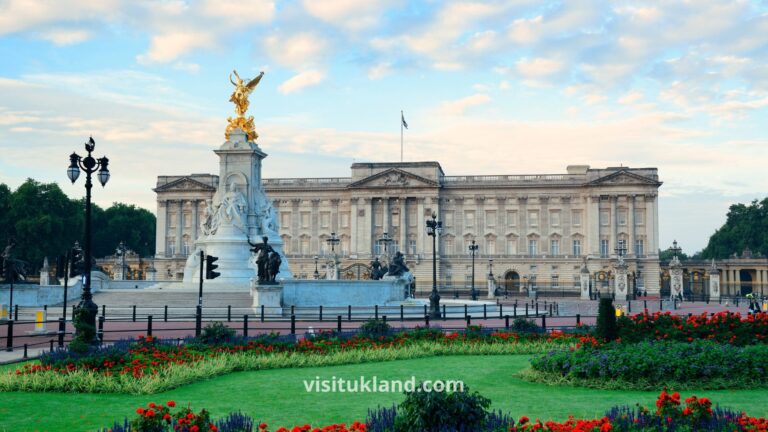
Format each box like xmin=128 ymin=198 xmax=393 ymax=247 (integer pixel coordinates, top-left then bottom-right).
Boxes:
xmin=669 ymin=240 xmax=682 ymax=260
xmin=313 ymin=256 xmax=319 ymax=280
xmin=425 ymin=212 xmax=442 ymax=319
xmin=378 ymin=232 xmax=393 ymax=258
xmin=468 ymin=239 xmax=479 ymax=300
xmin=326 ymin=232 xmax=340 ymax=253
xmin=67 ymin=137 xmax=110 ymax=345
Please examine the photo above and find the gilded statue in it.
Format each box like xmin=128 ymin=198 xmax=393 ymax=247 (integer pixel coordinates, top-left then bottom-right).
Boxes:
xmin=225 ymin=70 xmax=264 ymax=142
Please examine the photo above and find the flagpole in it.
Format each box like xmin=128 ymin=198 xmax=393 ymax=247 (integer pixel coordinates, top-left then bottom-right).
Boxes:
xmin=400 ymin=110 xmax=404 ymax=162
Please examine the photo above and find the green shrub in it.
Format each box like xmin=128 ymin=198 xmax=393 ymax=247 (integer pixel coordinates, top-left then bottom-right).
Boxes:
xmin=359 ymin=318 xmax=391 ymax=339
xmin=198 ymin=321 xmax=236 ymax=345
xmin=595 ymin=298 xmax=617 ymax=341
xmin=394 ymin=383 xmax=491 ymax=432
xmin=511 ymin=318 xmax=540 ymax=333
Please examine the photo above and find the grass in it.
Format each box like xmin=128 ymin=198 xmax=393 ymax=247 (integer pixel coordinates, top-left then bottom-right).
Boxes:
xmin=2 ymin=355 xmax=768 ymax=431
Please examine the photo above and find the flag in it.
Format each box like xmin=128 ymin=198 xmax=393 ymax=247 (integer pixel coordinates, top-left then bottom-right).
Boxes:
xmin=401 ymin=111 xmax=408 ymax=129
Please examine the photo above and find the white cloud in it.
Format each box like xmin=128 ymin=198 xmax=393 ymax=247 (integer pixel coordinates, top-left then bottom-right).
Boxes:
xmin=439 ymin=94 xmax=491 ymax=116
xmin=367 ymin=62 xmax=392 ymax=80
xmin=278 ymin=70 xmax=325 ymax=94
xmin=38 ymin=28 xmax=92 ymax=46
xmin=264 ymin=33 xmax=328 ymax=69
xmin=508 ymin=15 xmax=542 ymax=44
xmin=199 ymin=0 xmax=275 ymax=25
xmin=137 ymin=31 xmax=215 ymax=64
xmin=0 ymin=0 xmax=117 ymax=35
xmin=516 ymin=57 xmax=564 ymax=77
xmin=618 ymin=91 xmax=643 ymax=105
xmin=302 ymin=0 xmax=387 ymax=30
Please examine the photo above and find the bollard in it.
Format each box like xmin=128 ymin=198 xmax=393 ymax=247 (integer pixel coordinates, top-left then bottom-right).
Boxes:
xmin=576 ymin=314 xmax=581 ymax=325
xmin=442 ymin=304 xmax=446 ymax=320
xmin=101 ymin=304 xmax=106 ymax=318
xmin=541 ymin=315 xmax=546 ymax=331
xmin=291 ymin=305 xmax=295 ymax=316
xmin=261 ymin=305 xmax=265 ymax=322
xmin=644 ymin=300 xmax=648 ymax=310
xmin=6 ymin=320 xmax=13 ymax=352
xmin=15 ymin=305 xmax=19 ymax=321
xmin=320 ymin=305 xmax=324 ymax=322
xmin=23 ymin=343 xmax=28 ymax=359
xmin=375 ymin=305 xmax=378 ymax=320
xmin=290 ymin=315 xmax=296 ymax=335
xmin=337 ymin=315 xmax=342 ymax=333
xmin=58 ymin=318 xmax=65 ymax=347
xmin=659 ymin=298 xmax=663 ymax=311
xmin=132 ymin=305 xmax=137 ymax=322
xmin=227 ymin=305 xmax=232 ymax=322
xmin=483 ymin=304 xmax=487 ymax=319
xmin=400 ymin=304 xmax=404 ymax=322
xmin=536 ymin=302 xmax=539 ymax=316
xmin=72 ymin=305 xmax=75 ymax=320
xmin=50 ymin=339 xmax=54 ymax=352
xmin=464 ymin=304 xmax=468 ymax=319
xmin=348 ymin=305 xmax=352 ymax=321
xmin=628 ymin=301 xmax=632 ymax=313
xmin=549 ymin=304 xmax=553 ymax=317
xmin=466 ymin=316 xmax=471 ymax=327
xmin=674 ymin=298 xmax=678 ymax=310
xmin=424 ymin=304 xmax=428 ymax=318
xmin=195 ymin=305 xmax=202 ymax=337
xmin=499 ymin=304 xmax=503 ymax=319
xmin=513 ymin=304 xmax=517 ymax=317
xmin=147 ymin=315 xmax=153 ymax=337
xmin=525 ymin=304 xmax=529 ymax=317
xmin=98 ymin=316 xmax=104 ymax=343
xmin=383 ymin=315 xmax=387 ymax=325
xmin=164 ymin=305 xmax=168 ymax=323
xmin=505 ymin=315 xmax=510 ymax=329
xmin=243 ymin=315 xmax=249 ymax=337
xmin=425 ymin=315 xmax=430 ymax=327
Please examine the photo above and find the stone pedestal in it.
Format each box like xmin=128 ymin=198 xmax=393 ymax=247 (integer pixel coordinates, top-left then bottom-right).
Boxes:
xmin=707 ymin=259 xmax=721 ymax=301
xmin=487 ymin=276 xmax=496 ymax=299
xmin=614 ymin=258 xmax=629 ymax=301
xmin=251 ymin=279 xmax=283 ymax=316
xmin=145 ymin=267 xmax=157 ymax=281
xmin=580 ymin=272 xmax=590 ymax=300
xmin=39 ymin=257 xmax=50 ymax=286
xmin=669 ymin=256 xmax=684 ymax=300
xmin=325 ymin=258 xmax=339 ymax=280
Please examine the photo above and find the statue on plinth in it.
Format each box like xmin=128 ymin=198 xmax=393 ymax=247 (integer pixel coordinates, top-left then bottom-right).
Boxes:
xmin=249 ymin=236 xmax=281 ymax=284
xmin=370 ymin=257 xmax=387 ymax=280
xmin=387 ymin=251 xmax=409 ymax=277
xmin=225 ymin=70 xmax=264 ymax=142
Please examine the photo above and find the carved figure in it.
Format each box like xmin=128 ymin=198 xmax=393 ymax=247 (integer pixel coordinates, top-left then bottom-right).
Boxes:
xmin=387 ymin=251 xmax=409 ymax=276
xmin=370 ymin=257 xmax=383 ymax=280
xmin=248 ymin=236 xmax=275 ymax=283
xmin=268 ymin=251 xmax=282 ymax=282
xmin=226 ymin=70 xmax=264 ymax=141
xmin=200 ymin=200 xmax=214 ymax=235
xmin=1 ymin=238 xmax=27 ymax=281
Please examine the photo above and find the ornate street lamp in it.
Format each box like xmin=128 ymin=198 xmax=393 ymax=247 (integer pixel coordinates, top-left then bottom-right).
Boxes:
xmin=67 ymin=136 xmax=110 ymax=345
xmin=669 ymin=240 xmax=682 ymax=260
xmin=378 ymin=232 xmax=393 ymax=258
xmin=468 ymin=239 xmax=479 ymax=300
xmin=425 ymin=212 xmax=442 ymax=319
xmin=326 ymin=232 xmax=340 ymax=253
xmin=313 ymin=256 xmax=319 ymax=280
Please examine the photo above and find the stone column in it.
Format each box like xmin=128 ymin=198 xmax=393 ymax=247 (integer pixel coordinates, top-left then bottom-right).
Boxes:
xmin=364 ymin=198 xmax=373 ymax=255
xmin=669 ymin=256 xmax=684 ymax=300
xmin=382 ymin=198 xmax=390 ymax=241
xmin=735 ymin=269 xmax=742 ymax=294
xmin=580 ymin=266 xmax=591 ymax=300
xmin=191 ymin=200 xmax=199 ymax=243
xmin=350 ymin=198 xmax=359 ymax=255
xmin=645 ymin=195 xmax=656 ymax=254
xmin=156 ymin=200 xmax=168 ymax=257
xmin=588 ymin=195 xmax=600 ymax=256
xmin=311 ymin=199 xmax=320 ymax=253
xmin=628 ymin=195 xmax=636 ymax=256
xmin=707 ymin=261 xmax=721 ymax=300
xmin=614 ymin=258 xmax=629 ymax=301
xmin=399 ymin=197 xmax=407 ymax=253
xmin=175 ymin=200 xmax=183 ymax=257
xmin=610 ymin=195 xmax=618 ymax=252
xmin=417 ymin=198 xmax=426 ymax=255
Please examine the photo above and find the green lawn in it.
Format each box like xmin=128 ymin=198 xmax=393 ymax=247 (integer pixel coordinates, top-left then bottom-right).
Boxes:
xmin=2 ymin=355 xmax=768 ymax=431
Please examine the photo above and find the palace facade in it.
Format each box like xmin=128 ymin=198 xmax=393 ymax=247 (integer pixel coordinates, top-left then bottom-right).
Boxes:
xmin=154 ymin=162 xmax=663 ymax=294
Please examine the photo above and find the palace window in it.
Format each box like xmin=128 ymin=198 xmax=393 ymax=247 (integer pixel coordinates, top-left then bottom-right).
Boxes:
xmin=485 ymin=210 xmax=496 ymax=228
xmin=572 ymin=239 xmax=582 ymax=256
xmin=408 ymin=239 xmax=417 ymax=255
xmin=340 ymin=212 xmax=349 ymax=228
xmin=618 ymin=210 xmax=627 ymax=226
xmin=464 ymin=211 xmax=475 ymax=228
xmin=486 ymin=238 xmax=496 ymax=255
xmin=600 ymin=239 xmax=609 ymax=257
xmin=301 ymin=212 xmax=310 ymax=228
xmin=550 ymin=211 xmax=560 ymax=227
xmin=281 ymin=212 xmax=291 ymax=228
xmin=634 ymin=210 xmax=644 ymax=225
xmin=635 ymin=239 xmax=644 ymax=256
xmin=300 ymin=237 xmax=310 ymax=255
xmin=507 ymin=211 xmax=517 ymax=227
xmin=320 ymin=212 xmax=330 ymax=228
xmin=528 ymin=211 xmax=539 ymax=227
xmin=167 ymin=240 xmax=176 ymax=256
xmin=600 ymin=210 xmax=609 ymax=226
xmin=550 ymin=239 xmax=560 ymax=256
xmin=528 ymin=239 xmax=538 ymax=255
xmin=571 ymin=210 xmax=582 ymax=227
xmin=551 ymin=275 xmax=559 ymax=288
xmin=507 ymin=238 xmax=518 ymax=255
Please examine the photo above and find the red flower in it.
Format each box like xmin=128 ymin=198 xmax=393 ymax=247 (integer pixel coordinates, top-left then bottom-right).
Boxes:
xmin=136 ymin=408 xmax=145 ymax=415
xmin=146 ymin=410 xmax=155 ymax=418
xmin=167 ymin=400 xmax=176 ymax=407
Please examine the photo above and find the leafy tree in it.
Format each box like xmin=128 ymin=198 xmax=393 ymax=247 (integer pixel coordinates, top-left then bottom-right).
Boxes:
xmin=92 ymin=203 xmax=156 ymax=257
xmin=658 ymin=248 xmax=689 ymax=262
xmin=702 ymin=198 xmax=768 ymax=259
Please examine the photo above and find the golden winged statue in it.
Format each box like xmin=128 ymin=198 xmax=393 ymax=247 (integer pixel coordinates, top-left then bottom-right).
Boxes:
xmin=226 ymin=70 xmax=264 ymax=141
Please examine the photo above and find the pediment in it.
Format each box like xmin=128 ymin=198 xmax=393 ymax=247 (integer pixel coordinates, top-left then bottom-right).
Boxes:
xmin=588 ymin=170 xmax=661 ymax=186
xmin=154 ymin=177 xmax=217 ymax=192
xmin=348 ymin=168 xmax=439 ymax=188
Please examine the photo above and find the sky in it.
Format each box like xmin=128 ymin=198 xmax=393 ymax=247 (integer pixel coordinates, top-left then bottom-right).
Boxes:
xmin=0 ymin=0 xmax=767 ymax=254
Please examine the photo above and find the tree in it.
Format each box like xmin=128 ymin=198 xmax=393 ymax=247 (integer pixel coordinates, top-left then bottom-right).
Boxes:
xmin=658 ymin=248 xmax=689 ymax=262
xmin=702 ymin=198 xmax=768 ymax=259
xmin=92 ymin=203 xmax=156 ymax=257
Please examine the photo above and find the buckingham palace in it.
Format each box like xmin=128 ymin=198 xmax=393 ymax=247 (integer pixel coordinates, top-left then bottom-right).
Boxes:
xmin=153 ymin=162 xmax=662 ymax=295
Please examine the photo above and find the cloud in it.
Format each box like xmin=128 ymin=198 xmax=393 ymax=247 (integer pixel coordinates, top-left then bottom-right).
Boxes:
xmin=278 ymin=70 xmax=325 ymax=94
xmin=264 ymin=33 xmax=328 ymax=69
xmin=618 ymin=91 xmax=644 ymax=105
xmin=0 ymin=0 xmax=117 ymax=35
xmin=439 ymin=94 xmax=491 ymax=116
xmin=199 ymin=0 xmax=275 ymax=26
xmin=302 ymin=0 xmax=388 ymax=30
xmin=38 ymin=28 xmax=93 ymax=46
xmin=367 ymin=62 xmax=392 ymax=80
xmin=516 ymin=57 xmax=564 ymax=77
xmin=137 ymin=31 xmax=216 ymax=64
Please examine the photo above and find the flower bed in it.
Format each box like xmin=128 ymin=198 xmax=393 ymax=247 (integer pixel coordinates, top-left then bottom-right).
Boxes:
xmin=526 ymin=339 xmax=768 ymax=390
xmin=2 ymin=325 xmax=583 ymax=394
xmin=106 ymin=392 xmax=768 ymax=432
xmin=617 ymin=311 xmax=768 ymax=345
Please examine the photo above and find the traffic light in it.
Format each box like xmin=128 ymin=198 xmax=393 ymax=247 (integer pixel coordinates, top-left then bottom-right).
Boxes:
xmin=70 ymin=246 xmax=83 ymax=277
xmin=205 ymin=255 xmax=220 ymax=280
xmin=0 ymin=255 xmax=6 ymax=280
